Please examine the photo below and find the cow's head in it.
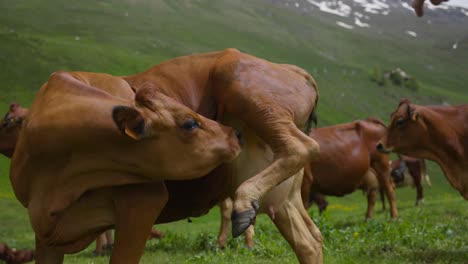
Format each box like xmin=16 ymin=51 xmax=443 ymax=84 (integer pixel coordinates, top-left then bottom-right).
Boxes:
xmin=377 ymin=99 xmax=429 ymax=157
xmin=0 ymin=103 xmax=29 ymax=158
xmin=112 ymin=85 xmax=241 ymax=178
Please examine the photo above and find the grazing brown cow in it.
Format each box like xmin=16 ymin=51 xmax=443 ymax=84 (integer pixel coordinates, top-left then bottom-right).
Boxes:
xmin=10 ymin=71 xmax=241 ymax=263
xmin=0 ymin=104 xmax=34 ymax=264
xmin=0 ymin=103 xmax=28 ymax=157
xmin=377 ymin=99 xmax=468 ymax=200
xmin=124 ymin=49 xmax=323 ymax=263
xmin=390 ymin=155 xmax=431 ymax=205
xmin=301 ymin=117 xmax=398 ymax=220
xmin=0 ymin=242 xmax=34 ymax=264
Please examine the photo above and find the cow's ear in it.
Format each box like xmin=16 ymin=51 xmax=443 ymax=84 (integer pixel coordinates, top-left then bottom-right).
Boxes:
xmin=411 ymin=109 xmax=428 ymax=131
xmin=112 ymin=106 xmax=146 ymax=140
xmin=410 ymin=109 xmax=418 ymax=121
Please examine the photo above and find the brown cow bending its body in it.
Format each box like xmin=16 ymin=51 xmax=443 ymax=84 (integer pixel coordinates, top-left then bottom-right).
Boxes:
xmin=378 ymin=99 xmax=468 ymax=200
xmin=10 ymin=71 xmax=241 ymax=263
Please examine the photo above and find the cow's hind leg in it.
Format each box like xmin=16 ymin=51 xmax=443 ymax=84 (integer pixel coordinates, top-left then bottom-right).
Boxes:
xmin=231 ymin=121 xmax=319 ymax=236
xmin=110 ymin=182 xmax=168 ymax=264
xmin=373 ymin=161 xmax=398 ymax=219
xmin=379 ymin=188 xmax=386 ymax=211
xmin=365 ymin=189 xmax=377 ymax=220
xmin=272 ymin=198 xmax=322 ymax=264
xmin=413 ymin=172 xmax=424 ymax=205
xmin=270 ymin=172 xmax=322 ymax=264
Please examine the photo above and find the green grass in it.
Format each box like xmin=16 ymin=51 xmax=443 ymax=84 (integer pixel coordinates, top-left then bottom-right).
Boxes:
xmin=0 ymin=0 xmax=467 ymax=263
xmin=1 ymin=165 xmax=467 ymax=263
xmin=1 ymin=160 xmax=467 ymax=263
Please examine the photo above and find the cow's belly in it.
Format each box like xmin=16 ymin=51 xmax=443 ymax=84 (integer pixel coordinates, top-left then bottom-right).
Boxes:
xmin=225 ymin=117 xmax=294 ymax=213
xmin=312 ymin=169 xmax=368 ymax=196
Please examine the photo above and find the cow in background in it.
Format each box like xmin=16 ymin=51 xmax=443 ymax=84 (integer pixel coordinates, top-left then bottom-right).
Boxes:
xmin=377 ymin=99 xmax=468 ymax=200
xmin=307 ymin=191 xmax=328 ymax=215
xmin=301 ymin=117 xmax=398 ymax=220
xmin=390 ymin=155 xmax=431 ymax=205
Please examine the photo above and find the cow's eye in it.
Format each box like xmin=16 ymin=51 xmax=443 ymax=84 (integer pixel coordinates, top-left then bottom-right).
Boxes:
xmin=182 ymin=118 xmax=200 ymax=131
xmin=395 ymin=118 xmax=405 ymax=128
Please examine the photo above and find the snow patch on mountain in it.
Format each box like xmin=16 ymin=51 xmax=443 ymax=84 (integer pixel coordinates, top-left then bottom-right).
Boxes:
xmin=406 ymin=30 xmax=417 ymax=37
xmin=306 ymin=0 xmax=351 ymax=17
xmin=355 ymin=17 xmax=370 ymax=27
xmin=336 ymin=21 xmax=354 ymax=29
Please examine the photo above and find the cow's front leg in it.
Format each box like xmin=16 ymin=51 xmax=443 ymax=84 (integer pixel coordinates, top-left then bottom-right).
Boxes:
xmin=232 ymin=122 xmax=319 ymax=237
xmin=110 ymin=182 xmax=168 ymax=264
xmin=216 ymin=197 xmax=233 ymax=248
xmin=35 ymin=237 xmax=64 ymax=264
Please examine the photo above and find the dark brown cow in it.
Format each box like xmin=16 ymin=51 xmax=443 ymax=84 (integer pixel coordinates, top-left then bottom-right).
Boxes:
xmin=301 ymin=117 xmax=398 ymax=219
xmin=377 ymin=99 xmax=468 ymax=200
xmin=390 ymin=155 xmax=431 ymax=205
xmin=0 ymin=242 xmax=34 ymax=264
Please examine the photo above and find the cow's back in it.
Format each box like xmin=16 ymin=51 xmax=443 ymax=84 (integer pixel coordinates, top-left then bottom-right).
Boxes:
xmin=309 ymin=122 xmax=370 ymax=195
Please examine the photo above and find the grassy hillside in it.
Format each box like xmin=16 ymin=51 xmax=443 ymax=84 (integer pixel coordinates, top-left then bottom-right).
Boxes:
xmin=0 ymin=0 xmax=467 ymax=263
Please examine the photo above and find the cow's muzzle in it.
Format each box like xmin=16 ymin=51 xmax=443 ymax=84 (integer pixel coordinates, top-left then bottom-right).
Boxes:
xmin=376 ymin=142 xmax=392 ymax=154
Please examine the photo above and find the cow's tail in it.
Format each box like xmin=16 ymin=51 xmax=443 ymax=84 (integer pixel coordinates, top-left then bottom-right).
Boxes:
xmin=305 ymin=74 xmax=319 ymax=134
xmin=421 ymin=160 xmax=432 ymax=187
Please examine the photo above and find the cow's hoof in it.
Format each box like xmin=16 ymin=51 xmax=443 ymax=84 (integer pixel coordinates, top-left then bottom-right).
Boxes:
xmin=92 ymin=250 xmax=105 ymax=257
xmin=231 ymin=200 xmax=259 ymax=238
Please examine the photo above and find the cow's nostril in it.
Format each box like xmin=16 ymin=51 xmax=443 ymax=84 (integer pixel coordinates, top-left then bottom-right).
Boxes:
xmin=235 ymin=130 xmax=243 ymax=145
xmin=376 ymin=143 xmax=385 ymax=153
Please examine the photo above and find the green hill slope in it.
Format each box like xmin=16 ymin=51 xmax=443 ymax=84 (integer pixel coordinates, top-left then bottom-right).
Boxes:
xmin=0 ymin=1 xmax=467 ymax=263
xmin=1 ymin=0 xmax=467 ymax=191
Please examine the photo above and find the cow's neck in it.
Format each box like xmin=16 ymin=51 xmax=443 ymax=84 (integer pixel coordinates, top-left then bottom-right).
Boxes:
xmin=422 ymin=106 xmax=468 ymax=199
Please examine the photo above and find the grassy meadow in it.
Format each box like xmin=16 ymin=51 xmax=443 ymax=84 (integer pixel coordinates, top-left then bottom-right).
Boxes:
xmin=0 ymin=0 xmax=467 ymax=263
